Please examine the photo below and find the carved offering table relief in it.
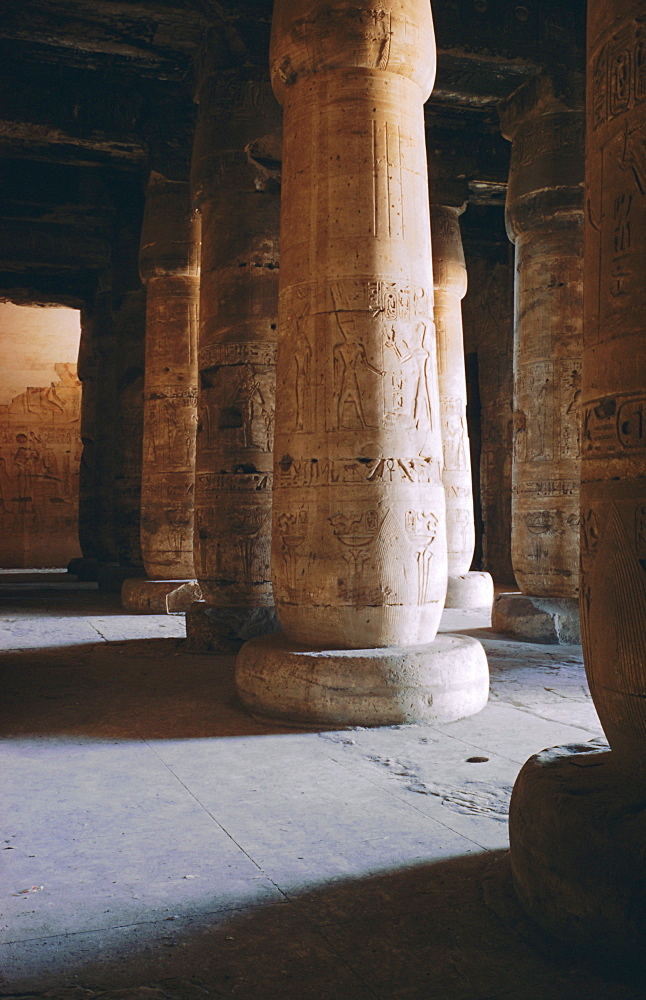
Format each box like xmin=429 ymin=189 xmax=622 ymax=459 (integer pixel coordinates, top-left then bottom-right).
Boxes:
xmin=235 ymin=0 xmax=489 ymax=726
xmin=507 ymin=4 xmax=646 ymax=973
xmin=186 ymin=39 xmax=281 ymax=652
xmin=432 ymin=203 xmax=493 ymax=610
xmin=121 ymin=173 xmax=202 ymax=613
xmin=493 ymin=75 xmax=584 ymax=643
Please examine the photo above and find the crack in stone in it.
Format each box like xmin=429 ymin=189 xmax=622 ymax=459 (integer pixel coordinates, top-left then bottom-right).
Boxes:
xmin=364 ymin=754 xmax=512 ymax=820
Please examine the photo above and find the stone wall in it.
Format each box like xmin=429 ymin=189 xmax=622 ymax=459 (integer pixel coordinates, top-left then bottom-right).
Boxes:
xmin=0 ymin=302 xmax=82 ymax=567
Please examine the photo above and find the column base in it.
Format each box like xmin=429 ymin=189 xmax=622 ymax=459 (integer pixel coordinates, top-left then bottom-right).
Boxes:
xmin=186 ymin=602 xmax=280 ymax=654
xmin=234 ymin=632 xmax=489 ymax=727
xmin=67 ymin=557 xmax=99 ymax=581
xmin=97 ymin=563 xmax=144 ymax=594
xmin=509 ymin=741 xmax=646 ymax=978
xmin=445 ymin=571 xmax=494 ymax=610
xmin=121 ymin=578 xmax=202 ymax=613
xmin=491 ymin=592 xmax=580 ymax=644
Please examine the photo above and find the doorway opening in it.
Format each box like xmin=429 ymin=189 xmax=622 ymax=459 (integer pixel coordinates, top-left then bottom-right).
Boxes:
xmin=0 ymin=301 xmax=82 ymax=567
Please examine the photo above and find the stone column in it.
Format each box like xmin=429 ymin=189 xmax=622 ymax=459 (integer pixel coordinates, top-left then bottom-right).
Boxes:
xmin=492 ymin=76 xmax=585 ymax=644
xmin=432 ymin=201 xmax=493 ymax=610
xmin=68 ymin=306 xmax=101 ymax=581
xmin=185 ymin=37 xmax=281 ymax=652
xmin=507 ymin=7 xmax=646 ymax=972
xmin=461 ymin=212 xmax=516 ymax=588
xmin=235 ymin=0 xmax=488 ymax=726
xmin=121 ymin=173 xmax=201 ymax=613
xmin=94 ymin=208 xmax=147 ymax=594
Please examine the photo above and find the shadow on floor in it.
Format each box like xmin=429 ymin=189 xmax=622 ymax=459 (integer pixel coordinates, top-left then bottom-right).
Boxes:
xmin=0 ymin=638 xmax=309 ymax=740
xmin=1 ymin=851 xmax=640 ymax=1000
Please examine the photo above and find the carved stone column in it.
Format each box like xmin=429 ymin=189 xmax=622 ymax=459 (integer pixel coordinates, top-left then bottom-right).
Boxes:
xmin=235 ymin=0 xmax=488 ymax=726
xmin=493 ymin=76 xmax=584 ymax=643
xmin=121 ymin=173 xmax=202 ymax=613
xmin=186 ymin=35 xmax=281 ymax=652
xmin=68 ymin=306 xmax=101 ymax=581
xmin=94 ymin=207 xmax=147 ymax=594
xmin=507 ymin=8 xmax=646 ymax=971
xmin=432 ymin=201 xmax=493 ymax=610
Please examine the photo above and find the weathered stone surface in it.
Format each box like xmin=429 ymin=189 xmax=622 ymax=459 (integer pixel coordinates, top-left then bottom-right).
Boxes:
xmin=190 ymin=38 xmax=280 ymax=632
xmin=186 ymin=602 xmax=279 ymax=654
xmin=492 ymin=592 xmax=580 ymax=645
xmin=138 ymin=172 xmax=199 ymax=588
xmin=236 ymin=632 xmax=489 ymax=727
xmin=121 ymin=577 xmax=201 ymax=613
xmin=501 ymin=75 xmax=584 ymax=604
xmin=509 ymin=742 xmax=646 ymax=976
xmin=446 ymin=570 xmax=494 ymax=611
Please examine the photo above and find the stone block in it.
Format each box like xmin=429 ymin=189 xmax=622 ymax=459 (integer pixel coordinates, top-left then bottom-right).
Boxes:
xmin=492 ymin=592 xmax=580 ymax=644
xmin=445 ymin=571 xmax=494 ymax=610
xmin=186 ymin=602 xmax=280 ymax=654
xmin=121 ymin=577 xmax=202 ymax=613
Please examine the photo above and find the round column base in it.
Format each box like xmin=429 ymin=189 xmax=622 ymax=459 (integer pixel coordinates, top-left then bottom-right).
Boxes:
xmin=97 ymin=563 xmax=144 ymax=594
xmin=445 ymin=571 xmax=494 ymax=611
xmin=121 ymin=578 xmax=202 ymax=614
xmin=235 ymin=632 xmax=489 ymax=727
xmin=67 ymin=557 xmax=100 ymax=582
xmin=186 ymin=602 xmax=280 ymax=654
xmin=509 ymin=741 xmax=646 ymax=978
xmin=492 ymin=592 xmax=580 ymax=644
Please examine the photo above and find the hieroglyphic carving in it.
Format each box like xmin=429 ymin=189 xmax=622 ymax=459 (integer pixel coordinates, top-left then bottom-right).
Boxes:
xmin=191 ymin=63 xmax=280 ymax=610
xmin=404 ymin=509 xmax=438 ymax=604
xmin=0 ymin=363 xmax=82 ymax=565
xmin=583 ymin=392 xmax=646 ymax=455
xmin=505 ymin=85 xmax=584 ymax=599
xmin=592 ymin=19 xmax=646 ymax=130
xmin=277 ymin=509 xmax=309 ymax=589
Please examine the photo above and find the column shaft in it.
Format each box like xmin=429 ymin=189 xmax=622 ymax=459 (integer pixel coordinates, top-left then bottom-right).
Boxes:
xmin=272 ymin=8 xmax=445 ymax=649
xmin=581 ymin=4 xmax=646 ymax=768
xmin=188 ymin=50 xmax=281 ymax=649
xmin=493 ymin=77 xmax=584 ymax=642
xmin=139 ymin=175 xmax=199 ymax=581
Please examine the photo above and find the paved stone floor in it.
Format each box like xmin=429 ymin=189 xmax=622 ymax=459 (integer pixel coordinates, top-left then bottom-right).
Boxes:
xmin=0 ymin=570 xmax=641 ymax=999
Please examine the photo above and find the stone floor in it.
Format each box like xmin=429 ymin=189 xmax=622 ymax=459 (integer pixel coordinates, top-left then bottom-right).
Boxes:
xmin=0 ymin=570 xmax=641 ymax=1000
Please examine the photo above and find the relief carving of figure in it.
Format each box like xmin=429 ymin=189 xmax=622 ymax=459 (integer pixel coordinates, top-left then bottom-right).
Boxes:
xmin=385 ymin=322 xmax=434 ymax=429
xmin=442 ymin=404 xmax=468 ymax=472
xmin=293 ymin=306 xmax=312 ymax=432
xmin=332 ymin=317 xmax=383 ymax=429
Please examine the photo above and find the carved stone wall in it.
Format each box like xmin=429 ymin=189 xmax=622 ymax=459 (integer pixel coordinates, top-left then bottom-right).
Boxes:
xmin=0 ymin=302 xmax=82 ymax=567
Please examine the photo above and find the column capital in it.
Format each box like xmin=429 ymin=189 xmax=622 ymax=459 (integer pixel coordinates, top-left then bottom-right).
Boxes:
xmin=270 ymin=1 xmax=436 ymax=104
xmin=501 ymin=75 xmax=585 ymax=238
xmin=499 ymin=73 xmax=584 ymax=140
